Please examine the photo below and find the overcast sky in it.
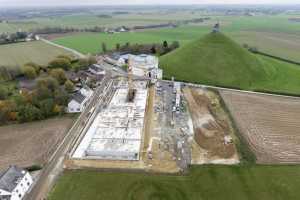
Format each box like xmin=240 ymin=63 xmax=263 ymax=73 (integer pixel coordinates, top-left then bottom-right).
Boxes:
xmin=1 ymin=0 xmax=300 ymax=7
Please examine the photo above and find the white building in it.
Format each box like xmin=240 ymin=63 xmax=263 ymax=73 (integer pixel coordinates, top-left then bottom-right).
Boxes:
xmin=117 ymin=54 xmax=163 ymax=79
xmin=67 ymin=87 xmax=94 ymax=113
xmin=0 ymin=166 xmax=33 ymax=200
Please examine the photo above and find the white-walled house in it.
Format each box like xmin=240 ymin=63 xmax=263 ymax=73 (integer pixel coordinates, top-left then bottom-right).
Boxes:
xmin=67 ymin=87 xmax=94 ymax=113
xmin=0 ymin=166 xmax=33 ymax=200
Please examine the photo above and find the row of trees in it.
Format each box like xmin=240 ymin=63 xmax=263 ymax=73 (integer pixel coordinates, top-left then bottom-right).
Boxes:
xmin=33 ymin=26 xmax=106 ymax=35
xmin=101 ymin=40 xmax=180 ymax=55
xmin=0 ymin=31 xmax=29 ymax=45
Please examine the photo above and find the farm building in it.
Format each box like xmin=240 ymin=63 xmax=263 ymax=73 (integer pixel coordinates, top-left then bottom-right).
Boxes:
xmin=67 ymin=86 xmax=93 ymax=113
xmin=0 ymin=166 xmax=33 ymax=200
xmin=117 ymin=54 xmax=163 ymax=79
xmin=73 ymin=80 xmax=148 ymax=161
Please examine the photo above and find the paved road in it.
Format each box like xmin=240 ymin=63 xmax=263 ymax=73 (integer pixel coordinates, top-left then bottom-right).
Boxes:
xmin=26 ymin=72 xmax=112 ymax=200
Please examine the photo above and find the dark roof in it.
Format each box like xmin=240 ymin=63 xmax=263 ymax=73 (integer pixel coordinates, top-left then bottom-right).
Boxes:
xmin=89 ymin=64 xmax=104 ymax=72
xmin=0 ymin=166 xmax=27 ymax=192
xmin=72 ymin=92 xmax=86 ymax=104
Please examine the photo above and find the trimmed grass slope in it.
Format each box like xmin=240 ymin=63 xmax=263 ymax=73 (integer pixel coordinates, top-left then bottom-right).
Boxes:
xmin=160 ymin=32 xmax=300 ymax=95
xmin=49 ymin=166 xmax=300 ymax=200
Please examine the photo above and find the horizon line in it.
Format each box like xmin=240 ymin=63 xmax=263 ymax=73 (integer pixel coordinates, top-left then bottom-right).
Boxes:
xmin=1 ymin=3 xmax=300 ymax=8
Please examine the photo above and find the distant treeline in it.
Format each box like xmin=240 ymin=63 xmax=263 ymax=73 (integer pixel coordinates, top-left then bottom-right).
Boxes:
xmin=0 ymin=31 xmax=30 ymax=45
xmin=133 ymin=23 xmax=178 ymax=30
xmin=179 ymin=17 xmax=211 ymax=25
xmin=33 ymin=26 xmax=106 ymax=34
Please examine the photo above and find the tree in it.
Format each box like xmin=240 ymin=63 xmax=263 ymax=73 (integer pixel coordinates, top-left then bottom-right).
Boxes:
xmin=17 ymin=104 xmax=42 ymax=122
xmin=38 ymin=98 xmax=55 ymax=118
xmin=22 ymin=65 xmax=37 ymax=79
xmin=101 ymin=42 xmax=107 ymax=53
xmin=243 ymin=43 xmax=249 ymax=49
xmin=116 ymin=43 xmax=121 ymax=51
xmin=48 ymin=58 xmax=72 ymax=70
xmin=24 ymin=62 xmax=40 ymax=73
xmin=0 ymin=86 xmax=8 ymax=100
xmin=54 ymin=89 xmax=69 ymax=106
xmin=64 ymin=79 xmax=74 ymax=92
xmin=53 ymin=104 xmax=63 ymax=115
xmin=0 ymin=100 xmax=15 ymax=123
xmin=163 ymin=40 xmax=168 ymax=49
xmin=34 ymin=85 xmax=52 ymax=101
xmin=151 ymin=45 xmax=157 ymax=54
xmin=50 ymin=68 xmax=67 ymax=84
xmin=170 ymin=41 xmax=180 ymax=50
xmin=0 ymin=66 xmax=12 ymax=81
xmin=37 ymin=77 xmax=59 ymax=92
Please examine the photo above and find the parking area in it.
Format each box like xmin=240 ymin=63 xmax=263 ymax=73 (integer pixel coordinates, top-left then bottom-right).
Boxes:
xmin=145 ymin=80 xmax=194 ymax=172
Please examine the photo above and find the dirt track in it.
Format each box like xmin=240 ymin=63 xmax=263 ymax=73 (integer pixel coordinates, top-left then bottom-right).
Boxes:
xmin=0 ymin=116 xmax=75 ymax=170
xmin=220 ymin=90 xmax=300 ymax=164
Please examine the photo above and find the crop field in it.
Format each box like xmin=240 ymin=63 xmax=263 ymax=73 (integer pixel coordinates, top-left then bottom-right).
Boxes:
xmin=49 ymin=165 xmax=300 ymax=200
xmin=0 ymin=116 xmax=75 ymax=171
xmin=230 ymin=31 xmax=300 ymax=62
xmin=0 ymin=41 xmax=73 ymax=67
xmin=220 ymin=90 xmax=300 ymax=164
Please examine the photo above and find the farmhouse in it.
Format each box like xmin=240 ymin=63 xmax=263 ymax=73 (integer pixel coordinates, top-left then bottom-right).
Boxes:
xmin=117 ymin=54 xmax=163 ymax=79
xmin=67 ymin=86 xmax=93 ymax=113
xmin=0 ymin=166 xmax=33 ymax=200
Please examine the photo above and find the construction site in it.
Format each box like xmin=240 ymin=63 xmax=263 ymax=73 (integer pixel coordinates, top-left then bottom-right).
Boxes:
xmin=72 ymin=80 xmax=148 ymax=161
xmin=63 ymin=53 xmax=243 ymax=173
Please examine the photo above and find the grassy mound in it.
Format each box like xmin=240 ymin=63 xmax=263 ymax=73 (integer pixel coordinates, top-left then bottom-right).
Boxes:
xmin=160 ymin=32 xmax=300 ymax=95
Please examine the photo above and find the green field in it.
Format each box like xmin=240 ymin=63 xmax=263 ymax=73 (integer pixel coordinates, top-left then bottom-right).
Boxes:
xmin=53 ymin=26 xmax=211 ymax=54
xmin=49 ymin=165 xmax=300 ymax=200
xmin=160 ymin=32 xmax=300 ymax=95
xmin=51 ymin=15 xmax=300 ymax=61
xmin=0 ymin=41 xmax=73 ymax=68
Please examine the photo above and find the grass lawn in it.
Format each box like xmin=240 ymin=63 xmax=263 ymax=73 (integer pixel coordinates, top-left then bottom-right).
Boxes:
xmin=49 ymin=165 xmax=300 ymax=200
xmin=0 ymin=41 xmax=73 ymax=68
